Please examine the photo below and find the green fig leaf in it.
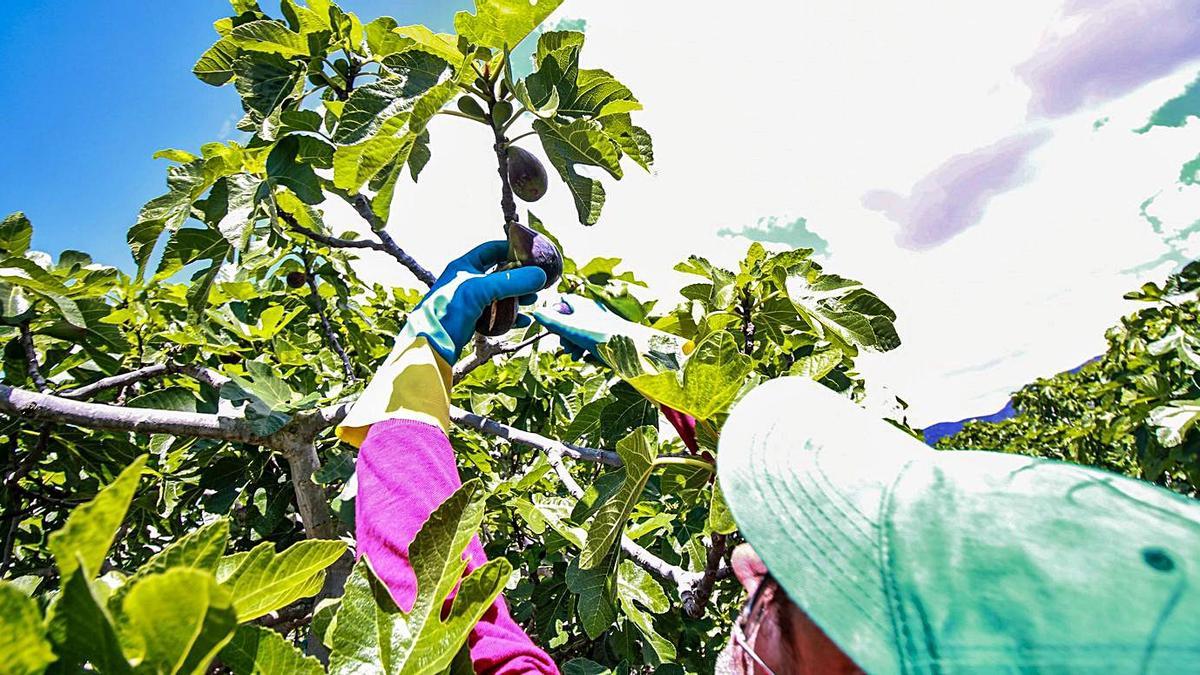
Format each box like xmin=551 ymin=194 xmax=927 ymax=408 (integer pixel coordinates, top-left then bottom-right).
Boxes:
xmin=45 ymin=564 xmax=132 ymax=674
xmin=121 ymin=568 xmax=238 ymax=675
xmin=454 ymin=0 xmax=565 ymax=51
xmin=218 ymin=539 xmax=346 ymax=621
xmin=328 ymin=480 xmax=511 ymax=674
xmin=48 ymin=455 xmax=146 ymax=581
xmin=533 ymin=118 xmax=622 ymax=225
xmin=579 ymin=427 xmax=657 ymax=569
xmin=219 ymin=624 xmax=324 ymax=675
xmin=0 ymin=581 xmax=56 ymax=675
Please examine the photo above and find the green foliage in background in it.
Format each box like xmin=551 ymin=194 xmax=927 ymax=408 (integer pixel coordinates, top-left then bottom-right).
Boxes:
xmin=940 ymin=261 xmax=1200 ymax=497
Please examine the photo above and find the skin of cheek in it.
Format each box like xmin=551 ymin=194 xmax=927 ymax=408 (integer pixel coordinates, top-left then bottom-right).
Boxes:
xmin=729 ymin=544 xmax=864 ymax=675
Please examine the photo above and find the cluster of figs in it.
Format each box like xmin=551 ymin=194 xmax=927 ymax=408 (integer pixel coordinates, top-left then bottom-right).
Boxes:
xmin=474 ymin=144 xmax=563 ymax=336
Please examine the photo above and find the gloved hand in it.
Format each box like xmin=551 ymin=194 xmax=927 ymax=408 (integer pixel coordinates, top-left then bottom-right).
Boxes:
xmin=407 ymin=241 xmax=547 ymax=363
xmin=533 ymin=294 xmax=700 ymax=452
xmin=531 ymin=293 xmax=680 ymax=361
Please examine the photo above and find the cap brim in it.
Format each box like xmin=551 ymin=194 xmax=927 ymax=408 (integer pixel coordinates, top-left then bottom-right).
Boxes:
xmin=718 ymin=377 xmax=933 ymax=675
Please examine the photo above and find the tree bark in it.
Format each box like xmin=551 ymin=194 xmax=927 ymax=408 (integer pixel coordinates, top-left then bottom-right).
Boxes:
xmin=278 ymin=441 xmax=337 ymax=540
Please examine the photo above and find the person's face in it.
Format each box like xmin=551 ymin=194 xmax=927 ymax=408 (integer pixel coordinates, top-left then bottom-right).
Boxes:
xmin=715 ymin=544 xmax=864 ymax=675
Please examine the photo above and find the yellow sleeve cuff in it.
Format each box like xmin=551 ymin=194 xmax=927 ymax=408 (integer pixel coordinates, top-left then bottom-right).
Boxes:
xmin=336 ymin=334 xmax=453 ymax=447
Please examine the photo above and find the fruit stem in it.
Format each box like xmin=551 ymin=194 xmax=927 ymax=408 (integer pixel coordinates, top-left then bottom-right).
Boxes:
xmin=438 ymin=110 xmax=489 ymax=123
xmin=488 ymin=102 xmax=520 ymax=228
xmin=506 ymin=129 xmax=537 ymax=145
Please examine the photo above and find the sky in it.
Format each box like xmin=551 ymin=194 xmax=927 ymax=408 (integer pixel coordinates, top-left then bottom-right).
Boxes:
xmin=0 ymin=0 xmax=470 ymax=266
xmin=6 ymin=0 xmax=1200 ymax=426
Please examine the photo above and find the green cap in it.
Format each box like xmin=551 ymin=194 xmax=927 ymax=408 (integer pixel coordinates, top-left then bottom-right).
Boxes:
xmin=718 ymin=377 xmax=1200 ymax=674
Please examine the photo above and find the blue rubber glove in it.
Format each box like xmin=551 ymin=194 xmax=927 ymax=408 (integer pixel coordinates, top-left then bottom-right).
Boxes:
xmin=407 ymin=241 xmax=547 ymax=363
xmin=531 ymin=293 xmax=687 ymax=362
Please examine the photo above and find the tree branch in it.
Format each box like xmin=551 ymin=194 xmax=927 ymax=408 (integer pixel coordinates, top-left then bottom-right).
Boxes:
xmin=488 ymin=104 xmax=519 ymax=226
xmin=280 ymin=197 xmax=437 ymax=288
xmin=543 ymin=446 xmax=700 ymax=588
xmin=682 ymin=533 xmax=727 ymax=618
xmin=277 ymin=440 xmax=337 ymax=539
xmin=450 ymin=406 xmax=620 ymax=466
xmin=19 ymin=322 xmax=48 ymax=393
xmin=335 ymin=192 xmax=437 ymax=288
xmin=304 ymin=256 xmax=356 ymax=382
xmin=0 ymin=384 xmax=348 ymax=451
xmin=452 ymin=332 xmax=547 ymax=383
xmin=60 ymin=364 xmax=173 ymax=400
xmin=281 ymin=211 xmax=389 ymax=253
xmin=451 ymin=406 xmax=735 ymax=608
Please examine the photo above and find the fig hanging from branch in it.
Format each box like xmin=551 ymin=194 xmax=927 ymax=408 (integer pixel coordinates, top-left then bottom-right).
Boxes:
xmin=475 ymin=222 xmax=563 ymax=336
xmin=507 ymin=146 xmax=548 ymax=202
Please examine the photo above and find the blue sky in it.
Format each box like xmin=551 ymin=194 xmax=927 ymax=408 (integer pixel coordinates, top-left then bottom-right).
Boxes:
xmin=0 ymin=0 xmax=471 ymax=269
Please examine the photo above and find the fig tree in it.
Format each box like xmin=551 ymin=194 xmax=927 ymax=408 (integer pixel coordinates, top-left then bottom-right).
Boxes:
xmin=507 ymin=146 xmax=548 ymax=203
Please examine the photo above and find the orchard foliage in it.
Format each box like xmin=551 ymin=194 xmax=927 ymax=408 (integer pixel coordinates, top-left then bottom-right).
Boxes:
xmin=0 ymin=0 xmax=901 ymax=672
xmin=940 ymin=262 xmax=1200 ymax=497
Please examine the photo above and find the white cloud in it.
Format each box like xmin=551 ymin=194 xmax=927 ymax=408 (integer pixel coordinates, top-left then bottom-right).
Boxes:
xmin=322 ymin=0 xmax=1200 ymax=426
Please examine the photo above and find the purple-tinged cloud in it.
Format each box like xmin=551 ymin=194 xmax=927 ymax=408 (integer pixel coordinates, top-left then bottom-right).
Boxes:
xmin=862 ymin=130 xmax=1051 ymax=250
xmin=1017 ymin=0 xmax=1200 ymax=118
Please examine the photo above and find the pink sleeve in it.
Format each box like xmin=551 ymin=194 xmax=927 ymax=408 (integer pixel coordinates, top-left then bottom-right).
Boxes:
xmin=356 ymin=418 xmax=560 ymax=675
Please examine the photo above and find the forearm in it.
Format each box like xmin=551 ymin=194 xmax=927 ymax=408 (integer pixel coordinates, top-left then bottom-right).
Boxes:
xmin=344 ymin=334 xmax=558 ymax=674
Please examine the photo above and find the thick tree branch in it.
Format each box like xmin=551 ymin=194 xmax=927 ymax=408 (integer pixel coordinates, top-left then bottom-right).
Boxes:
xmin=278 ymin=440 xmax=337 ymax=539
xmin=304 ymin=256 xmax=356 ymax=382
xmin=0 ymin=384 xmax=348 ymax=451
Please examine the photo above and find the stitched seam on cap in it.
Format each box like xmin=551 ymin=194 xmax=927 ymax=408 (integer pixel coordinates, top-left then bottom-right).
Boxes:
xmin=879 ymin=458 xmax=921 ymax=675
xmin=747 ymin=424 xmax=889 ymax=629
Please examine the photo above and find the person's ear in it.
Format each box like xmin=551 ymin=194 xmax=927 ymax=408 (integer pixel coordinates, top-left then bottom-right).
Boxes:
xmin=731 ymin=543 xmax=771 ymax=597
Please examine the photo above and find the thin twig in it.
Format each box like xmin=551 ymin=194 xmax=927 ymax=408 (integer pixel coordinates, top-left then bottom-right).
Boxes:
xmin=280 ymin=200 xmax=437 ymax=288
xmin=5 ymin=426 xmax=50 ymax=490
xmin=450 ymin=406 xmax=620 ymax=466
xmin=452 ymin=332 xmax=547 ymax=383
xmin=61 ymin=364 xmax=173 ymax=400
xmin=332 ymin=191 xmax=438 ymax=288
xmin=506 ymin=129 xmax=537 ymax=144
xmin=280 ymin=211 xmax=389 ymax=253
xmin=544 ymin=447 xmax=700 ymax=587
xmin=304 ymin=256 xmax=356 ymax=382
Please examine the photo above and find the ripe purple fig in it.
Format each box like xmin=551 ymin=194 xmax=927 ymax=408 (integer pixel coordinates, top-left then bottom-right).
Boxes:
xmin=506 ymin=146 xmax=548 ymax=202
xmin=474 ymin=222 xmax=563 ymax=337
xmin=507 ymin=222 xmax=562 ymax=290
xmin=475 ymin=296 xmax=519 ymax=336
